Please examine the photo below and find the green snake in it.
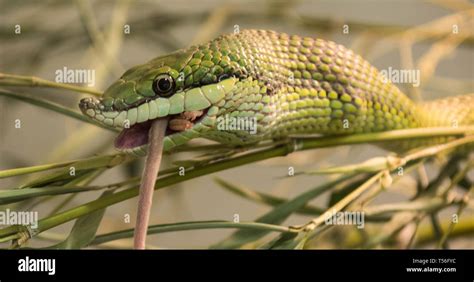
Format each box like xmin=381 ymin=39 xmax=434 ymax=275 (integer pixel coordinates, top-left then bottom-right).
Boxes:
xmin=79 ymin=29 xmax=474 ymax=155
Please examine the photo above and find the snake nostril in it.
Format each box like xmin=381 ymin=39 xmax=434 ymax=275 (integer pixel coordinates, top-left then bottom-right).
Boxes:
xmin=79 ymin=99 xmax=87 ymax=109
xmin=79 ymin=98 xmax=90 ymax=108
xmin=79 ymin=97 xmax=101 ymax=111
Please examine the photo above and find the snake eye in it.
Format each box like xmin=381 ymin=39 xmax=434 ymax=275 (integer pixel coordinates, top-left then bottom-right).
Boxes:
xmin=152 ymin=74 xmax=175 ymax=97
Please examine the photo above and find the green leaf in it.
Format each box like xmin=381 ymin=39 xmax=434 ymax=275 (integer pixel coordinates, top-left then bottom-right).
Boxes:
xmin=215 ymin=177 xmax=325 ymax=215
xmin=46 ymin=191 xmax=112 ymax=249
xmin=210 ymin=174 xmax=357 ymax=249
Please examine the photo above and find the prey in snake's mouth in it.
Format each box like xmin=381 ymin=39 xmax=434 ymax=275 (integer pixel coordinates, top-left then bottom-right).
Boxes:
xmin=113 ymin=109 xmax=208 ymax=150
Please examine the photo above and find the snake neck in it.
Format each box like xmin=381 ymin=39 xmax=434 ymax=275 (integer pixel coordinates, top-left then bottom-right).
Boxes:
xmin=207 ymin=30 xmax=424 ymax=139
xmin=201 ymin=30 xmax=473 ymax=152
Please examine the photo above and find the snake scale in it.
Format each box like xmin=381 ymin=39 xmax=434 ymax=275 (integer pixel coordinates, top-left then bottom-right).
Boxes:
xmin=79 ymin=30 xmax=474 ymax=155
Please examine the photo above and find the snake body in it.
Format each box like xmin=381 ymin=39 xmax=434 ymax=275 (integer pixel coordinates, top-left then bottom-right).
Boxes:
xmin=79 ymin=30 xmax=474 ymax=155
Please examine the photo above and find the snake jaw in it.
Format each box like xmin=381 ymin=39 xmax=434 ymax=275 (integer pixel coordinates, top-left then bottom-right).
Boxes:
xmin=113 ymin=108 xmax=210 ymax=150
xmin=79 ymin=78 xmax=237 ymax=155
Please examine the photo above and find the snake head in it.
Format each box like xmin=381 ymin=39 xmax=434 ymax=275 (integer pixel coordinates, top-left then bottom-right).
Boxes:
xmin=79 ymin=47 xmax=240 ymax=155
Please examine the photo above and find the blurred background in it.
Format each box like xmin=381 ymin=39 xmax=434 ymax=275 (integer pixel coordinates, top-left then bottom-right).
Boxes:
xmin=1 ymin=0 xmax=473 ymax=248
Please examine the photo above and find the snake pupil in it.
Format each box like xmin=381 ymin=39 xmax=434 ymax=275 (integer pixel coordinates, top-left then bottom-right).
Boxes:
xmin=152 ymin=74 xmax=174 ymax=97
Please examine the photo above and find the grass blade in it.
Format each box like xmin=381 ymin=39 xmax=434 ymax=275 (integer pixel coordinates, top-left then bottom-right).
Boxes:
xmin=91 ymin=220 xmax=294 ymax=246
xmin=46 ymin=191 xmax=112 ymax=249
xmin=210 ymin=173 xmax=358 ymax=249
xmin=0 ymin=89 xmax=117 ymax=132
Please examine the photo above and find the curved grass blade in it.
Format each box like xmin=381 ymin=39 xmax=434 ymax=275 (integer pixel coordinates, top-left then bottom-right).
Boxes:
xmin=214 ymin=177 xmax=325 ymax=216
xmin=210 ymin=173 xmax=361 ymax=249
xmin=46 ymin=191 xmax=112 ymax=249
xmin=91 ymin=220 xmax=294 ymax=246
xmin=0 ymin=153 xmax=132 ymax=180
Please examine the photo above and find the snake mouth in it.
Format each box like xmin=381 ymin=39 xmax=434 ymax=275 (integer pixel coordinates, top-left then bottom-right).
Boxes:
xmin=79 ymin=77 xmax=237 ymax=153
xmin=113 ymin=109 xmax=209 ymax=150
